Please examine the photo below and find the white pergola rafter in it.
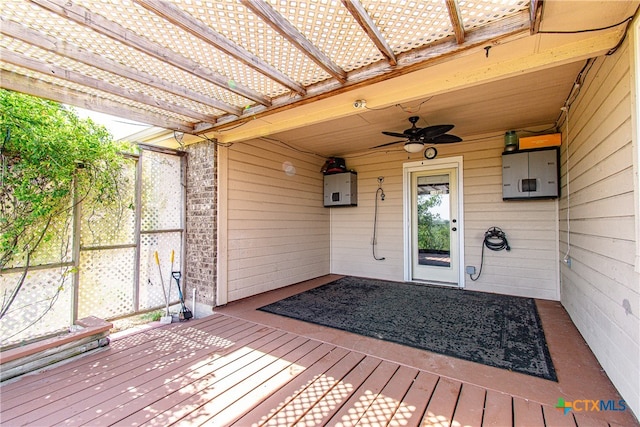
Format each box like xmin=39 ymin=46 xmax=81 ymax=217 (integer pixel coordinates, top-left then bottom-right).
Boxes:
xmin=240 ymin=0 xmax=348 ymax=84
xmin=341 ymin=0 xmax=397 ymax=66
xmin=0 ymin=16 xmax=241 ymax=121
xmin=1 ymin=69 xmax=195 ymax=132
xmin=29 ymin=0 xmax=272 ymax=107
xmin=1 ymin=49 xmax=220 ymax=124
xmin=134 ymin=0 xmax=307 ymax=97
xmin=446 ymin=0 xmax=466 ymax=44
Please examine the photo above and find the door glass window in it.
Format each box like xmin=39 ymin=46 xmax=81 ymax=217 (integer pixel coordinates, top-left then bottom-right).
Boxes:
xmin=416 ymin=174 xmax=451 ymax=267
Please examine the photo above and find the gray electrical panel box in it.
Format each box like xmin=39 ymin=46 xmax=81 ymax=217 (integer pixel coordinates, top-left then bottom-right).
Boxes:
xmin=502 ymin=147 xmax=559 ymax=200
xmin=324 ymin=171 xmax=357 ymax=207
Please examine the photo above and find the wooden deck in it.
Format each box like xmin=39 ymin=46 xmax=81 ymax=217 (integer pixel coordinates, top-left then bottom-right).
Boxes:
xmin=1 ymin=276 xmax=637 ymax=426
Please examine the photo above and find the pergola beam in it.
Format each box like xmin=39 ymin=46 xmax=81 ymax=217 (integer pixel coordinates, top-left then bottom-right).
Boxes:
xmin=1 ymin=49 xmax=218 ymax=124
xmin=1 ymin=70 xmax=194 ymax=133
xmin=445 ymin=0 xmax=466 ymax=44
xmin=530 ymin=0 xmax=544 ymax=35
xmin=29 ymin=0 xmax=272 ymax=107
xmin=240 ymin=0 xmax=348 ymax=83
xmin=341 ymin=0 xmax=397 ymax=66
xmin=0 ymin=17 xmax=242 ymax=117
xmin=135 ymin=0 xmax=306 ymax=96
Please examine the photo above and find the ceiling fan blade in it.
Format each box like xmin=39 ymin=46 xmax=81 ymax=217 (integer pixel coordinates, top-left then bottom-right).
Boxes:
xmin=382 ymin=131 xmax=407 ymax=138
xmin=426 ymin=134 xmax=463 ymax=144
xmin=370 ymin=140 xmax=405 ymax=149
xmin=419 ymin=124 xmax=455 ymax=139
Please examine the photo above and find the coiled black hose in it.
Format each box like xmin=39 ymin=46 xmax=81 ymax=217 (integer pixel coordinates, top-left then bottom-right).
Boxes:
xmin=469 ymin=227 xmax=510 ymax=281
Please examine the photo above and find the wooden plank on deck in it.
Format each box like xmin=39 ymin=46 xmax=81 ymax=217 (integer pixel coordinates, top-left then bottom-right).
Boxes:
xmin=542 ymin=404 xmax=578 ymax=427
xmin=80 ymin=322 xmax=275 ymax=426
xmin=1 ymin=314 xmax=235 ymax=411
xmin=513 ymin=397 xmax=545 ymax=426
xmin=126 ymin=331 xmax=296 ymax=426
xmin=262 ymin=351 xmax=369 ymax=426
xmin=230 ymin=347 xmax=350 ymax=426
xmin=322 ymin=360 xmax=398 ymax=425
xmin=420 ymin=377 xmax=462 ymax=426
xmin=387 ymin=370 xmax=439 ymax=426
xmin=572 ymin=411 xmax=610 ymax=427
xmin=210 ymin=342 xmax=336 ymax=426
xmin=452 ymin=383 xmax=486 ymax=427
xmin=357 ymin=365 xmax=420 ymax=427
xmin=483 ymin=389 xmax=513 ymax=426
xmin=15 ymin=321 xmax=273 ymax=426
xmin=174 ymin=336 xmax=316 ymax=425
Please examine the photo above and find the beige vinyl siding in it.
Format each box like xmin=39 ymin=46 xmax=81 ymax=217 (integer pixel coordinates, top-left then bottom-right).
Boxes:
xmin=224 ymin=139 xmax=329 ymax=301
xmin=462 ymin=140 xmax=559 ymax=300
xmin=331 ymin=153 xmax=406 ymax=281
xmin=331 ymin=136 xmax=559 ymax=300
xmin=559 ymin=40 xmax=639 ymax=416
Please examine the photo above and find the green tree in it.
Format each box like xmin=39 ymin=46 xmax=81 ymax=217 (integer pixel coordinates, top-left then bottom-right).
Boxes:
xmin=417 ymin=194 xmax=450 ymax=252
xmin=0 ymin=89 xmax=129 ymax=320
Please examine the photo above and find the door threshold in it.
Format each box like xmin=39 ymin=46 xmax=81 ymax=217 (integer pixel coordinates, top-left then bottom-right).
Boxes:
xmin=409 ymin=279 xmax=461 ymax=288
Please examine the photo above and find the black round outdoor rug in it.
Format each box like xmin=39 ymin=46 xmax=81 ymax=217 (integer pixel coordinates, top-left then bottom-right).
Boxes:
xmin=258 ymin=276 xmax=557 ymax=381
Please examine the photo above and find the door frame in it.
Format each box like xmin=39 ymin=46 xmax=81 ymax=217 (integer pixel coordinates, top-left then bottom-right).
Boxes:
xmin=403 ymin=156 xmax=465 ymax=287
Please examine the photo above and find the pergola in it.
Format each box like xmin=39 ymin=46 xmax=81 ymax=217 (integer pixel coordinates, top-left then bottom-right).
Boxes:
xmin=2 ymin=0 xmax=536 ymax=136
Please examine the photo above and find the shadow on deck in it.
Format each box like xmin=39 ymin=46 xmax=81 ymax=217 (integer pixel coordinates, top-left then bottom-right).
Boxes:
xmin=0 ymin=275 xmax=637 ymax=426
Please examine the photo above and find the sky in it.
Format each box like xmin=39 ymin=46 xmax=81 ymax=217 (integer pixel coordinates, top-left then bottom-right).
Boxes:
xmin=72 ymin=107 xmax=151 ymax=140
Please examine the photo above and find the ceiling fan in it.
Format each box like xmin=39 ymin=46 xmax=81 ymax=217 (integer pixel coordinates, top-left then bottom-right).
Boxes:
xmin=372 ymin=116 xmax=462 ymax=153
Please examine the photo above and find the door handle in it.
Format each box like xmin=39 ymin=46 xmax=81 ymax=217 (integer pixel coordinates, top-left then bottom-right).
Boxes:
xmin=452 ymin=227 xmax=457 ymax=231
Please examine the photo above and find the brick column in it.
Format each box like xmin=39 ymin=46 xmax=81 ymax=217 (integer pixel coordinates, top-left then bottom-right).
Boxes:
xmin=184 ymin=140 xmax=216 ymax=315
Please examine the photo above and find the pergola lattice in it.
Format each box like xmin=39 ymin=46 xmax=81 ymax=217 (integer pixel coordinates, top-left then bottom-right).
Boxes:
xmin=1 ymin=0 xmax=536 ymax=134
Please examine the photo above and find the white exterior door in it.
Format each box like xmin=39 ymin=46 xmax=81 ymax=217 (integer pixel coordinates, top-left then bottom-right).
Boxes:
xmin=404 ymin=158 xmax=464 ymax=287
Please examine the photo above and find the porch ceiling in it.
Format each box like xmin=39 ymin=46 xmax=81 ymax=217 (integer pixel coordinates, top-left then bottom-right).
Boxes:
xmin=1 ymin=1 xmax=638 ymax=155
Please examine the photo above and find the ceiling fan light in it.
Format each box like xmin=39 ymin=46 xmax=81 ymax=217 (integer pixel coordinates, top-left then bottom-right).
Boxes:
xmin=404 ymin=142 xmax=424 ymax=153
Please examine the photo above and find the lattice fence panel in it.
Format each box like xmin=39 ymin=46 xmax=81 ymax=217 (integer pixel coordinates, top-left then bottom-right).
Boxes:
xmin=1 ymin=148 xmax=184 ymax=346
xmin=0 ymin=267 xmax=73 ymax=346
xmin=141 ymin=151 xmax=182 ymax=231
xmin=3 ymin=213 xmax=73 ymax=270
xmin=139 ymin=232 xmax=182 ymax=311
xmin=77 ymin=248 xmax=136 ymax=319
xmin=80 ymin=158 xmax=137 ymax=247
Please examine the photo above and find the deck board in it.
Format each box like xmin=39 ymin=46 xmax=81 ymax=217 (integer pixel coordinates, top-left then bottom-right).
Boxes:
xmin=483 ymin=389 xmax=513 ymax=426
xmin=1 ymin=292 xmax=638 ymax=427
xmin=77 ymin=322 xmax=273 ymax=426
xmin=321 ymin=360 xmax=398 ymax=425
xmin=210 ymin=341 xmax=332 ymax=427
xmin=20 ymin=319 xmax=270 ymax=426
xmin=122 ymin=330 xmax=293 ymax=426
xmin=356 ymin=365 xmax=419 ymax=427
xmin=230 ymin=346 xmax=350 ymax=426
xmin=173 ymin=335 xmax=313 ymax=425
xmin=452 ymin=383 xmax=486 ymax=427
xmin=542 ymin=404 xmax=578 ymax=426
xmin=263 ymin=352 xmax=373 ymax=426
xmin=2 ymin=314 xmax=235 ymax=408
xmin=420 ymin=377 xmax=462 ymax=426
xmin=97 ymin=330 xmax=292 ymax=426
xmin=513 ymin=397 xmax=545 ymax=426
xmin=386 ymin=370 xmax=439 ymax=426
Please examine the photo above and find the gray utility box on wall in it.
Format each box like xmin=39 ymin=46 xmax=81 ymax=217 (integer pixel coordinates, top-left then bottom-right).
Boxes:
xmin=502 ymin=147 xmax=560 ymax=200
xmin=324 ymin=171 xmax=357 ymax=207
